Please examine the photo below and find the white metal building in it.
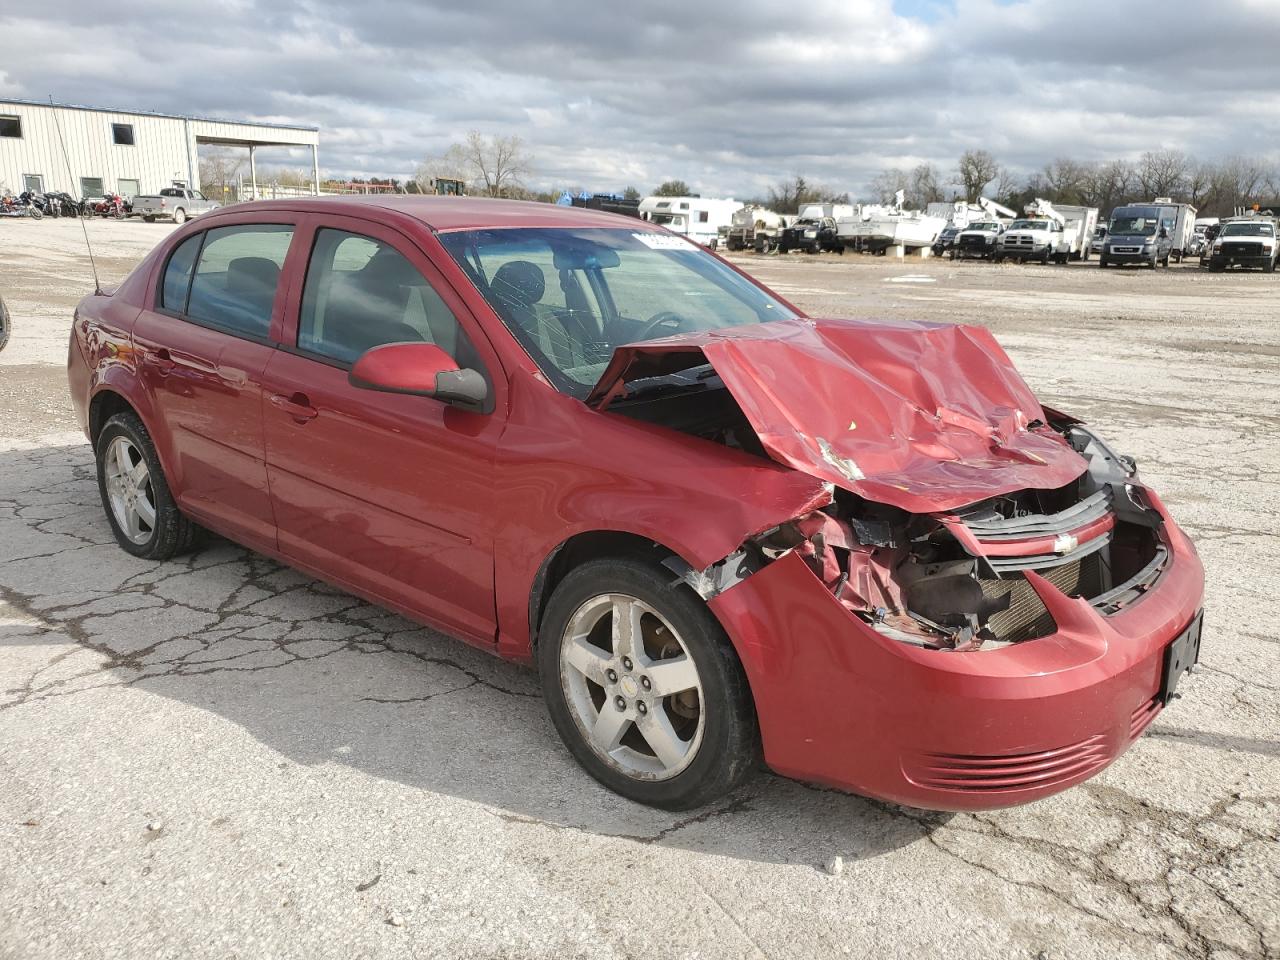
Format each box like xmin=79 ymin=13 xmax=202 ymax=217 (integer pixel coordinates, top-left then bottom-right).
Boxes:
xmin=0 ymin=98 xmax=319 ymax=199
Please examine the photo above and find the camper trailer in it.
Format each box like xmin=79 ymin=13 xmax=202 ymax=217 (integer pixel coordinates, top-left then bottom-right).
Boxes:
xmin=639 ymin=195 xmax=740 ymax=247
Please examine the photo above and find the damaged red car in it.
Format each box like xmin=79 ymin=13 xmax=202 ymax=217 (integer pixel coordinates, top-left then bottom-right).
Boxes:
xmin=68 ymin=198 xmax=1204 ymax=811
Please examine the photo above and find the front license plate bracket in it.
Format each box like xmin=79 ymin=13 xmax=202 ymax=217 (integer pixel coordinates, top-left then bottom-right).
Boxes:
xmin=1159 ymin=610 xmax=1203 ymax=706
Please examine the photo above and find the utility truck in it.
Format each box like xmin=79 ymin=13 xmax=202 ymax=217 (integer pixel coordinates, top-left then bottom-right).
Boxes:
xmin=952 ymin=197 xmax=1017 ymax=259
xmin=995 ymin=199 xmax=1099 ymax=264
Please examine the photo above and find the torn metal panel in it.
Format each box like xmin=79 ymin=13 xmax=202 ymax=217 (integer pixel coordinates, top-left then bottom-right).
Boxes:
xmin=586 ymin=317 xmax=1087 ymax=513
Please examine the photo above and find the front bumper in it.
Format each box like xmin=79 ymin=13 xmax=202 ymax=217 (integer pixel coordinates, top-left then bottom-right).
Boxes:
xmin=1104 ymin=246 xmax=1157 ymax=263
xmin=1209 ymin=253 xmax=1272 ymax=269
xmin=710 ymin=507 xmax=1204 ymax=811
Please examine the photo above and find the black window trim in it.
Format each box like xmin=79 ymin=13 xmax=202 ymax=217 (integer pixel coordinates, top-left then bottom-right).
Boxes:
xmin=0 ymin=114 xmax=21 ymax=139
xmin=152 ymin=224 xmax=290 ymax=348
xmin=111 ymin=122 xmax=135 ymax=146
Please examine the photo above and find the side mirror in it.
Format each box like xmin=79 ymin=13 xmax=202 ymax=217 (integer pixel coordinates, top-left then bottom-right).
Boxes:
xmin=349 ymin=342 xmax=488 ymax=408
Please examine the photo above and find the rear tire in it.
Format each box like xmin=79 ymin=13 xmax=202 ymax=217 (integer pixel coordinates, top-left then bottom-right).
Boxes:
xmin=172 ymin=208 xmax=187 ymax=225
xmin=537 ymin=556 xmax=760 ymax=810
xmin=96 ymin=412 xmax=199 ymax=560
xmin=144 ymin=216 xmax=155 ymax=223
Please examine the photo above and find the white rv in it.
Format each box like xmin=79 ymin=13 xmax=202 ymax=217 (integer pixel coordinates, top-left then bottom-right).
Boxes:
xmin=639 ymin=196 xmax=740 ymax=247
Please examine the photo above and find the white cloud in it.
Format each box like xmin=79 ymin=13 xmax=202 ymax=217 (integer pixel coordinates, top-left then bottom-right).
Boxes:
xmin=1 ymin=0 xmax=1278 ymax=197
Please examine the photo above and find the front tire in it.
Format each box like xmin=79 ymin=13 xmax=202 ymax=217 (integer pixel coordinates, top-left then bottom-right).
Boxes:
xmin=96 ymin=412 xmax=199 ymax=560
xmin=537 ymin=556 xmax=760 ymax=810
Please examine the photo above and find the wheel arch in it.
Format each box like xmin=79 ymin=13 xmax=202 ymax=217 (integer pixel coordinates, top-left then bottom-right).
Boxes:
xmin=88 ymin=387 xmax=141 ymax=447
xmin=528 ymin=530 xmax=687 ymax=651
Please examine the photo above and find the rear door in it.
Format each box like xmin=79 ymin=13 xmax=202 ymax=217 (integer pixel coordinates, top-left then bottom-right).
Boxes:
xmin=132 ymin=217 xmax=299 ymax=551
xmin=260 ymin=215 xmax=507 ymax=645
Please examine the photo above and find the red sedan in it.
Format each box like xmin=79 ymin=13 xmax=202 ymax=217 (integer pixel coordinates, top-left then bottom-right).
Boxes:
xmin=68 ymin=197 xmax=1204 ymax=811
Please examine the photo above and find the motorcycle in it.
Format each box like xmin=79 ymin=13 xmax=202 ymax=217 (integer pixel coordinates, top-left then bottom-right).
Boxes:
xmin=0 ymin=192 xmax=45 ymax=219
xmin=92 ymin=193 xmax=129 ymax=219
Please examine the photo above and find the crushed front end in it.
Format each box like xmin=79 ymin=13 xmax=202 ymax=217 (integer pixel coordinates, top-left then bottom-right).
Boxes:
xmin=691 ymin=416 xmax=1204 ymax=810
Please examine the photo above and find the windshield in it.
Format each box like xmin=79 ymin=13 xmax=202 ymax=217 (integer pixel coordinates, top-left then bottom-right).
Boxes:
xmin=1110 ymin=214 xmax=1158 ymax=236
xmin=968 ymin=222 xmax=1000 ymax=231
xmin=438 ymin=227 xmax=799 ymax=397
xmin=1220 ymin=222 xmax=1274 ymax=237
xmin=1009 ymin=219 xmax=1049 ymax=230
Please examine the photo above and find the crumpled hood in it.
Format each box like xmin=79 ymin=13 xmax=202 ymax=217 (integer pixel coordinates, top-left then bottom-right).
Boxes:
xmin=587 ymin=318 xmax=1088 ymax=513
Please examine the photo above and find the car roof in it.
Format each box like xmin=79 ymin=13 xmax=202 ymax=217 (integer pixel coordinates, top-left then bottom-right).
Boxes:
xmin=234 ymin=195 xmax=655 ymax=233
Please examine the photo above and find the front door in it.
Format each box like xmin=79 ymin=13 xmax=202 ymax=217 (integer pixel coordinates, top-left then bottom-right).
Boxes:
xmin=261 ymin=218 xmax=506 ymax=645
xmin=132 ymin=220 xmax=297 ymax=550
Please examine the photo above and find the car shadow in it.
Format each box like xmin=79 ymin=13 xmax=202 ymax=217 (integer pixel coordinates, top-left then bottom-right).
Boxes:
xmin=0 ymin=442 xmax=944 ymax=868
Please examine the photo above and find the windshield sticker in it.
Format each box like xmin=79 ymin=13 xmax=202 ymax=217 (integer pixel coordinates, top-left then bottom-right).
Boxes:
xmin=634 ymin=233 xmax=695 ymax=250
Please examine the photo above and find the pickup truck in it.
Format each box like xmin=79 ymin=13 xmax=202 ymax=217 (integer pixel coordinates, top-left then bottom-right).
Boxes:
xmin=132 ymin=188 xmax=220 ymax=224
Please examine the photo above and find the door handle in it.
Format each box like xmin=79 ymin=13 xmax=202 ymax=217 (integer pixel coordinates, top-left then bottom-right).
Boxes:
xmin=270 ymin=392 xmax=318 ymax=423
xmin=149 ymin=347 xmax=176 ymax=374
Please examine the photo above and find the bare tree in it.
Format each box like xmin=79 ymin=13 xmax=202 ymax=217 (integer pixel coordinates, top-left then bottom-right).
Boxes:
xmin=198 ymin=149 xmax=246 ymax=201
xmin=869 ymin=168 xmax=910 ymax=205
xmin=461 ymin=131 xmax=531 ymax=198
xmin=909 ymin=163 xmax=945 ymax=205
xmin=1082 ymin=159 xmax=1134 ymax=213
xmin=955 ymin=150 xmax=999 ymax=202
xmin=992 ymin=166 xmax=1020 ymax=205
xmin=1043 ymin=157 xmax=1090 ymax=205
xmin=766 ymin=175 xmax=848 ymax=213
xmin=1137 ymin=149 xmax=1189 ymax=199
xmin=415 ymin=144 xmax=470 ymax=194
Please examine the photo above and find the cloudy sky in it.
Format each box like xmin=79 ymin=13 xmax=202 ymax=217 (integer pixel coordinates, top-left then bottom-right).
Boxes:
xmin=3 ymin=0 xmax=1279 ymax=198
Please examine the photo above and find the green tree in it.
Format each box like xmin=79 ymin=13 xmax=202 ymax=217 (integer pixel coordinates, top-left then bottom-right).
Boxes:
xmin=653 ymin=179 xmax=693 ymax=197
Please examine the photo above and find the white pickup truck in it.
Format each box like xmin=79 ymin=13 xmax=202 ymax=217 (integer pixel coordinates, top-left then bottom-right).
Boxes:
xmin=132 ymin=187 xmax=220 ymax=224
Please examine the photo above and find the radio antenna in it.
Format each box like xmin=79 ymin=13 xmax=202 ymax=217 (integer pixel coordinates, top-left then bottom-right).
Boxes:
xmin=48 ymin=96 xmax=102 ymax=295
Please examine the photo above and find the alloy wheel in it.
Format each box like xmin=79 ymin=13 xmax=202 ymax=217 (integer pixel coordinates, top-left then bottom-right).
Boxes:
xmin=559 ymin=593 xmax=705 ymax=781
xmin=104 ymin=436 xmax=157 ymax=545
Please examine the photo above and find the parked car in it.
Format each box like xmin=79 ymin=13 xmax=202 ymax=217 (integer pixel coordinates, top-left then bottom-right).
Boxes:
xmin=1090 ymin=226 xmax=1108 ymax=257
xmin=131 ymin=187 xmax=220 ymax=224
xmin=68 ymin=197 xmax=1205 ymax=812
xmin=931 ymin=226 xmax=960 ymax=257
xmin=1205 ymin=218 xmax=1278 ymax=272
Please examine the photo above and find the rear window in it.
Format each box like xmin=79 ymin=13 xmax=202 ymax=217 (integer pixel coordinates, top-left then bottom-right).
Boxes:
xmin=185 ymin=225 xmax=294 ymax=338
xmin=160 ymin=233 xmax=204 ymax=312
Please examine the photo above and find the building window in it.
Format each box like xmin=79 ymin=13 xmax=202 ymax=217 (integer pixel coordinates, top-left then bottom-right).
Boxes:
xmin=80 ymin=177 xmax=105 ymax=199
xmin=118 ymin=178 xmax=140 ymax=199
xmin=0 ymin=115 xmax=20 ymax=138
xmin=112 ymin=123 xmax=135 ymax=146
xmin=23 ymin=174 xmax=44 ymax=193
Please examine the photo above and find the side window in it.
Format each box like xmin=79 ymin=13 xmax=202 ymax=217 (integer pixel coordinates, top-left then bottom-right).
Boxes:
xmin=186 ymin=224 xmax=294 ymax=338
xmin=160 ymin=233 xmax=204 ymax=312
xmin=299 ymin=229 xmax=476 ymax=367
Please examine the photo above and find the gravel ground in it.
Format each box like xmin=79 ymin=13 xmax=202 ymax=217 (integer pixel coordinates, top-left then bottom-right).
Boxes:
xmin=1 ymin=218 xmax=1277 ymax=960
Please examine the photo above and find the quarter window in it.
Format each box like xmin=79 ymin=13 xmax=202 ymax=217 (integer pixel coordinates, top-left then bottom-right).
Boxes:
xmin=186 ymin=224 xmax=294 ymax=338
xmin=160 ymin=233 xmax=205 ymax=313
xmin=0 ymin=115 xmax=20 ymax=138
xmin=299 ymin=229 xmax=475 ymax=367
xmin=112 ymin=123 xmax=135 ymax=146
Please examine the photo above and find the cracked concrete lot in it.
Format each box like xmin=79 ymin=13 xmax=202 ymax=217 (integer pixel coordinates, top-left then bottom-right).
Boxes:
xmin=2 ymin=219 xmax=1278 ymax=959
